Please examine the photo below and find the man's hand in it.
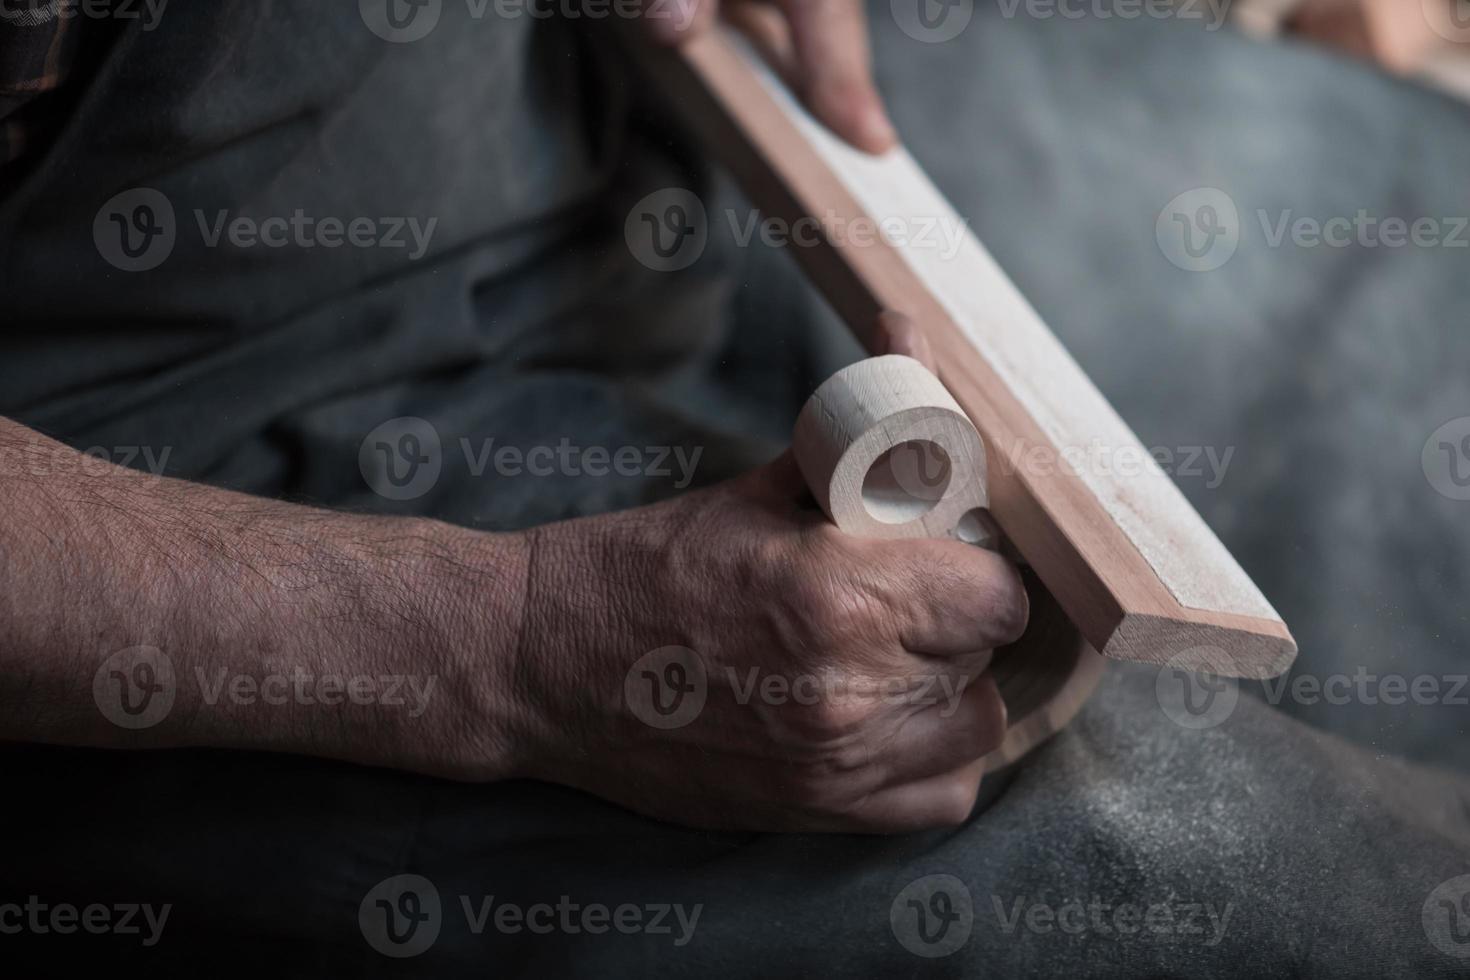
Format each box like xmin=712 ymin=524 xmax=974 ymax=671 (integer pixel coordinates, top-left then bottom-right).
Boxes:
xmin=482 ymin=313 xmax=1024 ymax=833
xmin=643 ymin=0 xmax=899 ymax=154
xmin=494 ymin=448 xmax=1024 ymax=832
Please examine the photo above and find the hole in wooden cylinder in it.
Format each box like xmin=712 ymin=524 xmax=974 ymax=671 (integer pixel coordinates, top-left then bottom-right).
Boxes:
xmin=862 ymin=440 xmax=952 ymax=524
xmin=955 ymin=508 xmax=992 ymax=547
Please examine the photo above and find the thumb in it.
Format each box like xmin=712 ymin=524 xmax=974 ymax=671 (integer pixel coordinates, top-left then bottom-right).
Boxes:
xmin=875 ymin=310 xmax=938 ymax=372
xmin=744 ymin=448 xmax=814 ymax=504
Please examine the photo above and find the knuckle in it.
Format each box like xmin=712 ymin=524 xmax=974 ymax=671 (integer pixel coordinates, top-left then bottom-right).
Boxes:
xmin=788 ymin=576 xmax=872 ymax=645
xmin=825 ymin=735 xmax=876 ymax=776
xmin=955 ymin=675 xmax=1008 ymax=756
xmin=782 ymin=694 xmax=875 ymax=743
xmin=784 ymin=767 xmax=853 ymax=813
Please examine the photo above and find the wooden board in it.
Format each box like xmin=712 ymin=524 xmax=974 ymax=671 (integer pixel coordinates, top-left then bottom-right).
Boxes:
xmin=631 ymin=27 xmax=1298 ymax=680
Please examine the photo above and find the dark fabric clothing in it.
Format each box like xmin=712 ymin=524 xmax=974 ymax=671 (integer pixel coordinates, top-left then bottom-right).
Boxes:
xmin=0 ymin=0 xmax=109 ymax=168
xmin=7 ymin=665 xmax=1470 ymax=978
xmin=1 ymin=2 xmax=1469 ymax=977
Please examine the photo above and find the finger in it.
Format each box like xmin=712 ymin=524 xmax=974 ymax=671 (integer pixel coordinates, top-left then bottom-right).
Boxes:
xmin=875 ymin=310 xmax=937 ymax=372
xmin=740 ymin=448 xmax=816 ymax=505
xmin=872 ymin=537 xmax=1030 ymax=655
xmin=836 ymin=756 xmax=988 ymax=833
xmin=771 ymin=0 xmax=897 ymax=154
xmin=866 ymin=672 xmax=1007 ymax=788
xmin=643 ymin=0 xmax=715 ymax=44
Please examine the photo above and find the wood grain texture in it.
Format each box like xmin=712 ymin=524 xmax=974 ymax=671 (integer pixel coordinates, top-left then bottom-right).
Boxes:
xmin=633 ymin=28 xmax=1298 ymax=680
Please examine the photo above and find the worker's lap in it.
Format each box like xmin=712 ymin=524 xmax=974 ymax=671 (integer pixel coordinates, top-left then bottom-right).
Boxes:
xmin=4 ymin=666 xmax=1465 ymax=976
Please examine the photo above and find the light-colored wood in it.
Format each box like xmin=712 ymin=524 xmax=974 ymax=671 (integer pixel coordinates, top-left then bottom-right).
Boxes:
xmin=794 ymin=355 xmax=992 ymax=544
xmin=794 ymin=354 xmax=1103 ymax=767
xmin=632 ymin=28 xmax=1298 ymax=680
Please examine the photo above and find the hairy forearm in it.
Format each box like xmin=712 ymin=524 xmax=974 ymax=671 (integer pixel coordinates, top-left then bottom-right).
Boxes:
xmin=0 ymin=417 xmax=529 ymax=779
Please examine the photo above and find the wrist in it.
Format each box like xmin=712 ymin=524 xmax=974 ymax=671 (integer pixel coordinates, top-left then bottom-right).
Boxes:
xmin=402 ymin=518 xmax=535 ymax=782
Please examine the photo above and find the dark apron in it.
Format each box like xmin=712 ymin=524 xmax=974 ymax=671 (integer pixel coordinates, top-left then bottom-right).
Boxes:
xmin=0 ymin=1 xmax=819 ymax=524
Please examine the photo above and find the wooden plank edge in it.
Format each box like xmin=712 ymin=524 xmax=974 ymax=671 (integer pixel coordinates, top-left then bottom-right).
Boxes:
xmin=620 ymin=27 xmax=1298 ymax=679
